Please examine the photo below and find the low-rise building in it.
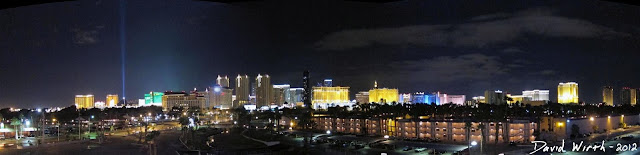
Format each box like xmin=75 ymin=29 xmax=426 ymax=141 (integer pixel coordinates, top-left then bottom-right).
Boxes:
xmin=162 ymin=91 xmax=207 ymax=111
xmin=312 ymin=117 xmax=537 ymax=144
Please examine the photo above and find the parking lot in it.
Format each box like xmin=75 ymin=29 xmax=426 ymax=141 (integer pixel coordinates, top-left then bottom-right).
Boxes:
xmin=280 ymin=131 xmax=468 ymax=155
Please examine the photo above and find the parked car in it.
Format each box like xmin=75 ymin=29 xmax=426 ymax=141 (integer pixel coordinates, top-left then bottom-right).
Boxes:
xmin=2 ymin=143 xmax=15 ymax=148
xmin=353 ymin=144 xmax=364 ymax=149
xmin=415 ymin=147 xmax=426 ymax=152
xmin=402 ymin=146 xmax=413 ymax=151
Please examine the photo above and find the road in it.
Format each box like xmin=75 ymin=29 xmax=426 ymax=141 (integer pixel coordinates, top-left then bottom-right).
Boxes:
xmin=0 ymin=135 xmax=146 ymax=155
xmin=155 ymin=129 xmax=193 ymax=155
xmin=0 ymin=122 xmax=183 ymax=155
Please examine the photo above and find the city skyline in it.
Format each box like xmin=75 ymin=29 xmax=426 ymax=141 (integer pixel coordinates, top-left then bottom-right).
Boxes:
xmin=2 ymin=0 xmax=640 ymax=108
xmin=6 ymin=71 xmax=640 ymax=109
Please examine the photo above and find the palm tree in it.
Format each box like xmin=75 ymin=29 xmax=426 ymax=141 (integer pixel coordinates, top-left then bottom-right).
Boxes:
xmin=464 ymin=121 xmax=472 ymax=152
xmin=10 ymin=117 xmax=21 ymax=140
xmin=494 ymin=122 xmax=502 ymax=152
xmin=477 ymin=123 xmax=486 ymax=154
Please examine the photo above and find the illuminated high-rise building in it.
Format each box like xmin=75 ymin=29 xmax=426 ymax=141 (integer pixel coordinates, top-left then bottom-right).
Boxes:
xmin=303 ymin=71 xmax=312 ymax=107
xmin=506 ymin=94 xmax=527 ymax=104
xmin=144 ymin=92 xmax=164 ymax=107
xmin=312 ymin=86 xmax=350 ymax=109
xmin=235 ymin=75 xmax=250 ymax=106
xmin=272 ymin=84 xmax=290 ymax=105
xmin=210 ymin=85 xmax=233 ymax=109
xmin=162 ymin=91 xmax=206 ymax=111
xmin=472 ymin=96 xmax=486 ymax=104
xmin=621 ymin=87 xmax=637 ymax=106
xmin=217 ymin=75 xmax=230 ymax=87
xmin=355 ymin=91 xmax=370 ymax=104
xmin=484 ymin=90 xmax=505 ymax=105
xmin=603 ymin=86 xmax=614 ymax=106
xmin=522 ymin=90 xmax=550 ymax=101
xmin=399 ymin=93 xmax=412 ymax=104
xmin=445 ymin=95 xmax=466 ymax=105
xmin=323 ymin=79 xmax=333 ymax=87
xmin=106 ymin=94 xmax=119 ymax=107
xmin=256 ymin=74 xmax=272 ymax=108
xmin=374 ymin=81 xmax=378 ymax=88
xmin=412 ymin=92 xmax=425 ymax=104
xmin=558 ymin=82 xmax=579 ymax=104
xmin=285 ymin=88 xmax=304 ymax=107
xmin=424 ymin=92 xmax=465 ymax=105
xmin=369 ymin=85 xmax=399 ymax=104
xmin=75 ymin=95 xmax=94 ymax=109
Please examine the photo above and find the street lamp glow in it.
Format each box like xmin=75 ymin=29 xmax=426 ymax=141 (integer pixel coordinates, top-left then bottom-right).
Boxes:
xmin=590 ymin=117 xmax=594 ymax=121
xmin=471 ymin=141 xmax=478 ymax=146
xmin=326 ymin=130 xmax=331 ymax=134
xmin=384 ymin=135 xmax=389 ymax=139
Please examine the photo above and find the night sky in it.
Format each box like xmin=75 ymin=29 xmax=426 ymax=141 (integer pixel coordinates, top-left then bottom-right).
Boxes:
xmin=1 ymin=0 xmax=640 ymax=108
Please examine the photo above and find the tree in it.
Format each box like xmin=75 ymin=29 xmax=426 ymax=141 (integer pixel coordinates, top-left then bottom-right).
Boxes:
xmin=232 ymin=107 xmax=250 ymax=127
xmin=10 ymin=117 xmax=21 ymax=140
xmin=618 ymin=122 xmax=627 ymax=129
xmin=464 ymin=121 xmax=472 ymax=153
xmin=477 ymin=123 xmax=486 ymax=154
xmin=571 ymin=124 xmax=580 ymax=139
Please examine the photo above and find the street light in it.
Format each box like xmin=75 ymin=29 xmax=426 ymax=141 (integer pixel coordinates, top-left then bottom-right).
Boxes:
xmin=326 ymin=130 xmax=331 ymax=134
xmin=53 ymin=119 xmax=59 ymax=142
xmin=471 ymin=141 xmax=478 ymax=146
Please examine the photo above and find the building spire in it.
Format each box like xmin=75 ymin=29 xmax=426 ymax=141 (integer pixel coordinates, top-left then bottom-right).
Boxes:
xmin=374 ymin=80 xmax=378 ymax=89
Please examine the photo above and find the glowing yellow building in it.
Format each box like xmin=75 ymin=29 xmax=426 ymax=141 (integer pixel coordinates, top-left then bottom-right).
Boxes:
xmin=621 ymin=87 xmax=637 ymax=105
xmin=106 ymin=94 xmax=119 ymax=107
xmin=603 ymin=86 xmax=613 ymax=106
xmin=75 ymin=95 xmax=95 ymax=109
xmin=312 ymin=86 xmax=349 ymax=109
xmin=506 ymin=94 xmax=525 ymax=104
xmin=369 ymin=88 xmax=399 ymax=104
xmin=558 ymin=82 xmax=579 ymax=104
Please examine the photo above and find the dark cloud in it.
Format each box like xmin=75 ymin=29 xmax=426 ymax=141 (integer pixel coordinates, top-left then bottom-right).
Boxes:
xmin=537 ymin=70 xmax=556 ymax=75
xmin=186 ymin=15 xmax=207 ymax=25
xmin=501 ymin=47 xmax=525 ymax=54
xmin=71 ymin=25 xmax=102 ymax=45
xmin=315 ymin=8 xmax=628 ymax=50
xmin=390 ymin=54 xmax=508 ymax=83
xmin=470 ymin=12 xmax=510 ymax=21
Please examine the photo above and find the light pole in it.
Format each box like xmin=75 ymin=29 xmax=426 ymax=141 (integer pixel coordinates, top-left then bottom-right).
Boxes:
xmin=89 ymin=115 xmax=94 ymax=139
xmin=40 ymin=109 xmax=45 ymax=146
xmin=53 ymin=119 xmax=59 ymax=142
xmin=78 ymin=111 xmax=81 ymax=140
